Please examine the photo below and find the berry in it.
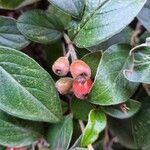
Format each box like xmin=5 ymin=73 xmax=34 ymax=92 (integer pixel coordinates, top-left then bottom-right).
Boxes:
xmin=6 ymin=147 xmax=27 ymax=150
xmin=70 ymin=60 xmax=91 ymax=79
xmin=52 ymin=57 xmax=69 ymax=76
xmin=55 ymin=77 xmax=73 ymax=95
xmin=73 ymin=78 xmax=93 ymax=99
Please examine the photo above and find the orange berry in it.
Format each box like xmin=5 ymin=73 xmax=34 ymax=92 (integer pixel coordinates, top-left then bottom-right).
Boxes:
xmin=52 ymin=57 xmax=69 ymax=76
xmin=73 ymin=78 xmax=93 ymax=99
xmin=70 ymin=60 xmax=91 ymax=79
xmin=55 ymin=77 xmax=73 ymax=95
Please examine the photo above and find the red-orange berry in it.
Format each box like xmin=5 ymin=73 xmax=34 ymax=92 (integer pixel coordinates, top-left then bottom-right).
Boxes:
xmin=52 ymin=57 xmax=69 ymax=76
xmin=73 ymin=78 xmax=93 ymax=99
xmin=6 ymin=147 xmax=27 ymax=150
xmin=55 ymin=77 xmax=73 ymax=95
xmin=70 ymin=59 xmax=91 ymax=79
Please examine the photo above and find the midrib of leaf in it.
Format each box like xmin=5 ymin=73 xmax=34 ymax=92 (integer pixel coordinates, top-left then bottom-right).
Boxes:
xmin=0 ymin=66 xmax=58 ymax=120
xmin=92 ymin=53 xmax=130 ymax=101
xmin=73 ymin=0 xmax=110 ymax=39
xmin=112 ymin=56 xmax=129 ymax=87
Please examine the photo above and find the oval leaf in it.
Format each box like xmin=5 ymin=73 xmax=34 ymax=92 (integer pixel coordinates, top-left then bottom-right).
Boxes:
xmin=48 ymin=0 xmax=85 ymax=18
xmin=81 ymin=109 xmax=106 ymax=146
xmin=124 ymin=47 xmax=150 ymax=84
xmin=108 ymin=95 xmax=150 ymax=149
xmin=138 ymin=0 xmax=150 ymax=32
xmin=89 ymin=44 xmax=139 ymax=106
xmin=48 ymin=5 xmax=71 ymax=28
xmin=71 ymin=97 xmax=93 ymax=121
xmin=0 ymin=16 xmax=29 ymax=50
xmin=73 ymin=0 xmax=146 ymax=48
xmin=17 ymin=9 xmax=63 ymax=44
xmin=0 ymin=46 xmax=62 ymax=122
xmin=47 ymin=115 xmax=73 ymax=150
xmin=0 ymin=0 xmax=39 ymax=9
xmin=88 ymin=27 xmax=132 ymax=51
xmin=81 ymin=51 xmax=102 ymax=78
xmin=102 ymin=99 xmax=141 ymax=119
xmin=0 ymin=110 xmax=42 ymax=147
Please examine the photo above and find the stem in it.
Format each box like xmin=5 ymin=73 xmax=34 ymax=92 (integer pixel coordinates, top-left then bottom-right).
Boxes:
xmin=103 ymin=128 xmax=109 ymax=149
xmin=61 ymin=42 xmax=66 ymax=56
xmin=130 ymin=22 xmax=142 ymax=46
xmin=78 ymin=120 xmax=94 ymax=150
xmin=63 ymin=33 xmax=77 ymax=60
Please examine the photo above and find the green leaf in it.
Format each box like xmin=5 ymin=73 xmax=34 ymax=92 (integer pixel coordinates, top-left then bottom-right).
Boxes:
xmin=102 ymin=99 xmax=141 ymax=119
xmin=71 ymin=97 xmax=93 ymax=121
xmin=48 ymin=5 xmax=71 ymax=28
xmin=89 ymin=44 xmax=139 ymax=106
xmin=81 ymin=51 xmax=102 ymax=78
xmin=88 ymin=27 xmax=132 ymax=52
xmin=81 ymin=109 xmax=106 ymax=146
xmin=73 ymin=0 xmax=146 ymax=48
xmin=48 ymin=0 xmax=85 ymax=18
xmin=137 ymin=0 xmax=150 ymax=32
xmin=124 ymin=47 xmax=150 ymax=84
xmin=47 ymin=115 xmax=73 ymax=150
xmin=108 ymin=95 xmax=150 ymax=149
xmin=17 ymin=9 xmax=63 ymax=44
xmin=0 ymin=16 xmax=29 ymax=50
xmin=108 ymin=118 xmax=137 ymax=149
xmin=0 ymin=110 xmax=42 ymax=147
xmin=0 ymin=46 xmax=62 ymax=123
xmin=0 ymin=0 xmax=39 ymax=9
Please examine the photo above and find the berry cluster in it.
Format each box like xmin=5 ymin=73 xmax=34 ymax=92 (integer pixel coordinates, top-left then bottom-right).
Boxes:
xmin=52 ymin=57 xmax=93 ymax=99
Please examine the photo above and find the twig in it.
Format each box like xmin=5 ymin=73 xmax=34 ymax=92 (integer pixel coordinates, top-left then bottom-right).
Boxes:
xmin=78 ymin=120 xmax=94 ymax=150
xmin=63 ymin=33 xmax=77 ymax=60
xmin=103 ymin=128 xmax=110 ymax=149
xmin=130 ymin=22 xmax=142 ymax=46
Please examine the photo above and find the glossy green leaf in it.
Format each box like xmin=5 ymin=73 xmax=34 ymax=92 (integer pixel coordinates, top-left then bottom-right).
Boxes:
xmin=138 ymin=0 xmax=150 ymax=32
xmin=73 ymin=0 xmax=146 ymax=48
xmin=71 ymin=97 xmax=93 ymax=121
xmin=48 ymin=5 xmax=71 ymax=28
xmin=108 ymin=118 xmax=137 ymax=149
xmin=0 ymin=16 xmax=29 ymax=50
xmin=17 ymin=9 xmax=63 ymax=44
xmin=81 ymin=51 xmax=102 ymax=78
xmin=48 ymin=0 xmax=85 ymax=18
xmin=0 ymin=110 xmax=42 ymax=147
xmin=89 ymin=44 xmax=139 ymax=106
xmin=108 ymin=95 xmax=150 ymax=149
xmin=0 ymin=46 xmax=62 ymax=122
xmin=124 ymin=47 xmax=150 ymax=84
xmin=0 ymin=0 xmax=39 ymax=9
xmin=88 ymin=27 xmax=132 ymax=51
xmin=102 ymin=99 xmax=141 ymax=119
xmin=47 ymin=115 xmax=73 ymax=150
xmin=81 ymin=109 xmax=106 ymax=146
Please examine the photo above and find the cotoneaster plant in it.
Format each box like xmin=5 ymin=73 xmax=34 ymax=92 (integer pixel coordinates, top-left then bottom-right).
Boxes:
xmin=0 ymin=0 xmax=150 ymax=150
